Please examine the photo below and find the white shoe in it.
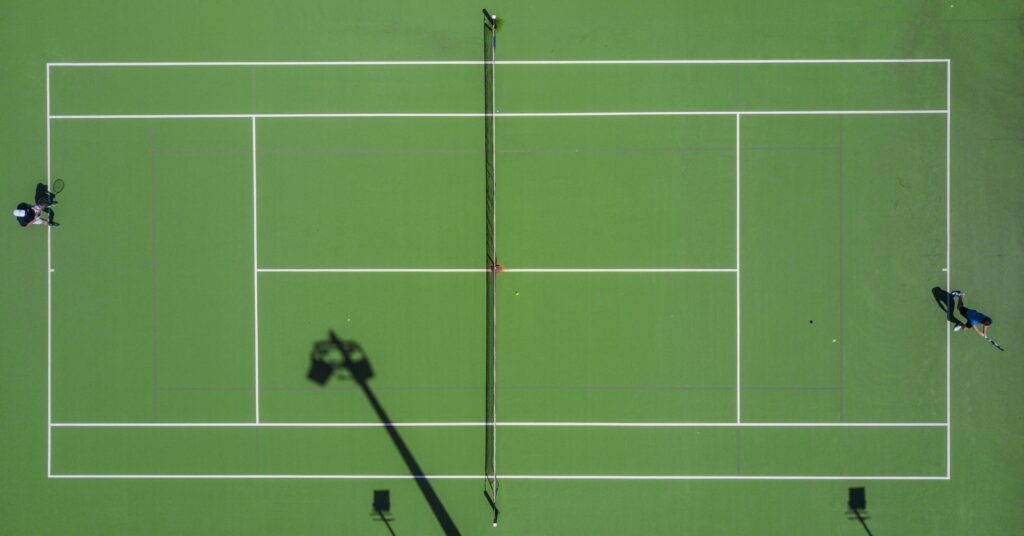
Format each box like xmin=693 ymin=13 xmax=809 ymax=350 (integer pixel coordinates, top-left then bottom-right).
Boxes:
xmin=951 ymin=290 xmax=964 ymax=297
xmin=954 ymin=325 xmax=963 ymax=332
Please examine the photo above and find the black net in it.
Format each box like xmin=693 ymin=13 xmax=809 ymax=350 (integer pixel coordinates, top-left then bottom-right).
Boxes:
xmin=482 ymin=9 xmax=498 ymax=506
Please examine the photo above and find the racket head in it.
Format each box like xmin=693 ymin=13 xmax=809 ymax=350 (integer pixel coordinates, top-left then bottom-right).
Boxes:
xmin=990 ymin=340 xmax=1005 ymax=351
xmin=52 ymin=179 xmax=65 ymax=194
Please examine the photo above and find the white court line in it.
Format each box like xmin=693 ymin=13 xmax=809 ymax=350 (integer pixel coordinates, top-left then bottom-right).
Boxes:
xmin=48 ymin=474 xmax=950 ymax=481
xmin=48 ymin=110 xmax=950 ymax=120
xmin=46 ymin=59 xmax=950 ymax=67
xmin=50 ymin=421 xmax=948 ymax=428
xmin=251 ymin=117 xmax=260 ymax=424
xmin=49 ymin=113 xmax=479 ymax=119
xmin=259 ymin=268 xmax=487 ymax=273
xmin=498 ymin=110 xmax=949 ymax=117
xmin=945 ymin=60 xmax=952 ymax=478
xmin=257 ymin=268 xmax=737 ymax=273
xmin=735 ymin=113 xmax=742 ymax=424
xmin=505 ymin=268 xmax=736 ymax=273
xmin=45 ymin=63 xmax=52 ymax=478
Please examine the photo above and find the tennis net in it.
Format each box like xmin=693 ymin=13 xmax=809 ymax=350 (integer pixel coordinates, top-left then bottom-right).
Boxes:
xmin=482 ymin=7 xmax=499 ymax=518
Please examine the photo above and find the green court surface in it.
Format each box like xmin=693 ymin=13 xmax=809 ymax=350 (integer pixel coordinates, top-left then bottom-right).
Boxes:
xmin=2 ymin=2 xmax=1023 ymax=535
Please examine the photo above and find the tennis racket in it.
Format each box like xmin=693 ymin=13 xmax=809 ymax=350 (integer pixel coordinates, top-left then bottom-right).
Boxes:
xmin=52 ymin=179 xmax=65 ymax=194
xmin=986 ymin=337 xmax=1005 ymax=351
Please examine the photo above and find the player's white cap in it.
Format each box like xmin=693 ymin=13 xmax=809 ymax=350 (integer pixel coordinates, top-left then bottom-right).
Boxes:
xmin=13 ymin=209 xmax=26 ymax=218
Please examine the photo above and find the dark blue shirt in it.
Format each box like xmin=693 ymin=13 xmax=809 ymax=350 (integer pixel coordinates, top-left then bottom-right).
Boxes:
xmin=965 ymin=309 xmax=991 ymax=327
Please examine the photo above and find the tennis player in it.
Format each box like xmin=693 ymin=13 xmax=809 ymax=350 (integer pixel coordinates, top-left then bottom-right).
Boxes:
xmin=13 ymin=203 xmax=58 ymax=227
xmin=12 ymin=182 xmax=59 ymax=227
xmin=951 ymin=291 xmax=992 ymax=338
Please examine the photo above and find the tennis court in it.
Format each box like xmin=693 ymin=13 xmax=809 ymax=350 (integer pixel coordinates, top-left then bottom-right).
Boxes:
xmin=4 ymin=2 xmax=1023 ymax=535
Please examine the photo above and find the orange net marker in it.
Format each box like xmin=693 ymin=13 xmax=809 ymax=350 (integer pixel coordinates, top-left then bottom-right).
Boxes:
xmin=493 ymin=263 xmax=504 ymax=275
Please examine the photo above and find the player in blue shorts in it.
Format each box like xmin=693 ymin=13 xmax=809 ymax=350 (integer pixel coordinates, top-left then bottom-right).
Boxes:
xmin=951 ymin=291 xmax=992 ymax=339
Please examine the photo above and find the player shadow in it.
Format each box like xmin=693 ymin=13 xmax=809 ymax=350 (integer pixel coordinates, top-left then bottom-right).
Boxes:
xmin=307 ymin=331 xmax=461 ymax=536
xmin=931 ymin=287 xmax=964 ymax=327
